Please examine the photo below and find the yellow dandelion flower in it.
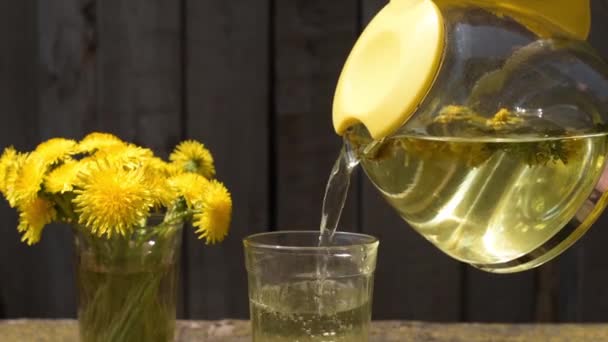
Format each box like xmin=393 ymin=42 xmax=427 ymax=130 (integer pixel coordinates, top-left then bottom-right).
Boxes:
xmin=77 ymin=132 xmax=124 ymax=154
xmin=74 ymin=160 xmax=155 ymax=237
xmin=562 ymin=138 xmax=585 ymax=164
xmin=6 ymin=154 xmax=47 ymax=208
xmin=148 ymin=157 xmax=183 ymax=177
xmin=170 ymin=140 xmax=215 ymax=179
xmin=487 ymin=108 xmax=523 ymax=129
xmin=145 ymin=169 xmax=177 ymax=208
xmin=166 ymin=162 xmax=185 ymax=177
xmin=142 ymin=158 xmax=182 ymax=207
xmin=44 ymin=160 xmax=83 ymax=193
xmin=147 ymin=157 xmax=169 ymax=172
xmin=167 ymin=173 xmax=209 ymax=208
xmin=193 ymin=180 xmax=232 ymax=244
xmin=0 ymin=147 xmax=19 ymax=195
xmin=94 ymin=143 xmax=155 ymax=169
xmin=34 ymin=138 xmax=77 ymax=165
xmin=435 ymin=105 xmax=474 ymax=123
xmin=17 ymin=197 xmax=57 ymax=245
xmin=2 ymin=151 xmax=28 ymax=204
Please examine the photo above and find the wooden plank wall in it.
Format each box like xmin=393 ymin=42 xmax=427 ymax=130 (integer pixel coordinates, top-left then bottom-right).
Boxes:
xmin=2 ymin=0 xmax=608 ymax=322
xmin=275 ymin=0 xmax=360 ymax=234
xmin=184 ymin=0 xmax=270 ymax=319
xmin=0 ymin=0 xmax=49 ymax=318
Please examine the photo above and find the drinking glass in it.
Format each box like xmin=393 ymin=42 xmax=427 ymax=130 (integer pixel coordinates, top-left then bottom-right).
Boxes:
xmin=244 ymin=231 xmax=378 ymax=342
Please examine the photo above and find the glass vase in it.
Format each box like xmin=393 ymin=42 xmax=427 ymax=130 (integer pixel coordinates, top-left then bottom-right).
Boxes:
xmin=73 ymin=217 xmax=183 ymax=342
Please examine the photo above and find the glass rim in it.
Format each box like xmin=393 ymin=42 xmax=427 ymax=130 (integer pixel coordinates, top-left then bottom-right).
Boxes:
xmin=243 ymin=230 xmax=379 ymax=251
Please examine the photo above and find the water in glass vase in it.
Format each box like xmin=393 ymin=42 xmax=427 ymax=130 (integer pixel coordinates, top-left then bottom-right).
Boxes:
xmin=75 ymin=224 xmax=182 ymax=342
xmin=356 ymin=133 xmax=608 ymax=272
xmin=77 ymin=263 xmax=179 ymax=342
xmin=250 ymin=280 xmax=371 ymax=342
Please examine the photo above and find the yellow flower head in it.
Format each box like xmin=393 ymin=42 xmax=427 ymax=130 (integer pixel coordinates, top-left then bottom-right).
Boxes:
xmin=435 ymin=105 xmax=475 ymax=124
xmin=149 ymin=157 xmax=183 ymax=177
xmin=7 ymin=139 xmax=79 ymax=205
xmin=170 ymin=140 xmax=215 ymax=179
xmin=0 ymin=147 xmax=19 ymax=195
xmin=193 ymin=180 xmax=232 ymax=244
xmin=168 ymin=173 xmax=209 ymax=208
xmin=146 ymin=169 xmax=178 ymax=208
xmin=141 ymin=157 xmax=181 ymax=207
xmin=77 ymin=132 xmax=124 ymax=154
xmin=44 ymin=160 xmax=83 ymax=193
xmin=34 ymin=138 xmax=77 ymax=165
xmin=93 ymin=143 xmax=155 ymax=169
xmin=148 ymin=156 xmax=169 ymax=173
xmin=17 ymin=197 xmax=57 ymax=245
xmin=6 ymin=154 xmax=47 ymax=208
xmin=486 ymin=108 xmax=524 ymax=129
xmin=74 ymin=159 xmax=155 ymax=238
xmin=2 ymin=150 xmax=27 ymax=204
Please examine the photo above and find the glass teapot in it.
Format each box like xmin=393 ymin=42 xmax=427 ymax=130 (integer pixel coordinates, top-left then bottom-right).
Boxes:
xmin=332 ymin=0 xmax=608 ymax=273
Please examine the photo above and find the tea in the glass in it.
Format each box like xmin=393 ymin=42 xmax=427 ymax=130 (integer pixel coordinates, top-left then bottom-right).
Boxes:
xmin=244 ymin=231 xmax=378 ymax=342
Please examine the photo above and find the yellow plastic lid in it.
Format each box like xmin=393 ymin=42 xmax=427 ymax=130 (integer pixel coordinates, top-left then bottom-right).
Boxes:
xmin=501 ymin=0 xmax=590 ymax=40
xmin=481 ymin=0 xmax=591 ymax=40
xmin=332 ymin=0 xmax=444 ymax=139
xmin=449 ymin=0 xmax=591 ymax=40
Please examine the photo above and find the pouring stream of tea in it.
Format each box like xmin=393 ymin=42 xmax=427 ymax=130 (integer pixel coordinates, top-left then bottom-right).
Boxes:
xmin=314 ymin=139 xmax=359 ymax=313
xmin=319 ymin=138 xmax=359 ymax=246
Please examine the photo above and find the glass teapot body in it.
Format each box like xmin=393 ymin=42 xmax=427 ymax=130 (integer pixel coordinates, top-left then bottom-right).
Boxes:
xmin=339 ymin=0 xmax=608 ymax=272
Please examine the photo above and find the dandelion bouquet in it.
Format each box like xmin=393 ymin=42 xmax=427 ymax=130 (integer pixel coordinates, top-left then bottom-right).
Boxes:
xmin=0 ymin=132 xmax=232 ymax=342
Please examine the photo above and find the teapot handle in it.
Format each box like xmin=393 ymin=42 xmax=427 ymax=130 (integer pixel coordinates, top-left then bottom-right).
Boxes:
xmin=433 ymin=0 xmax=591 ymax=40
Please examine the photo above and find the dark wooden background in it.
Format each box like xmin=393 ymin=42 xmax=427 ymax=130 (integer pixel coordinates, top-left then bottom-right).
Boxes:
xmin=2 ymin=0 xmax=608 ymax=322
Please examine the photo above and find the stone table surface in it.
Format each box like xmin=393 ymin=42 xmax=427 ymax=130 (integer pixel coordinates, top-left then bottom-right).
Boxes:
xmin=2 ymin=320 xmax=608 ymax=341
